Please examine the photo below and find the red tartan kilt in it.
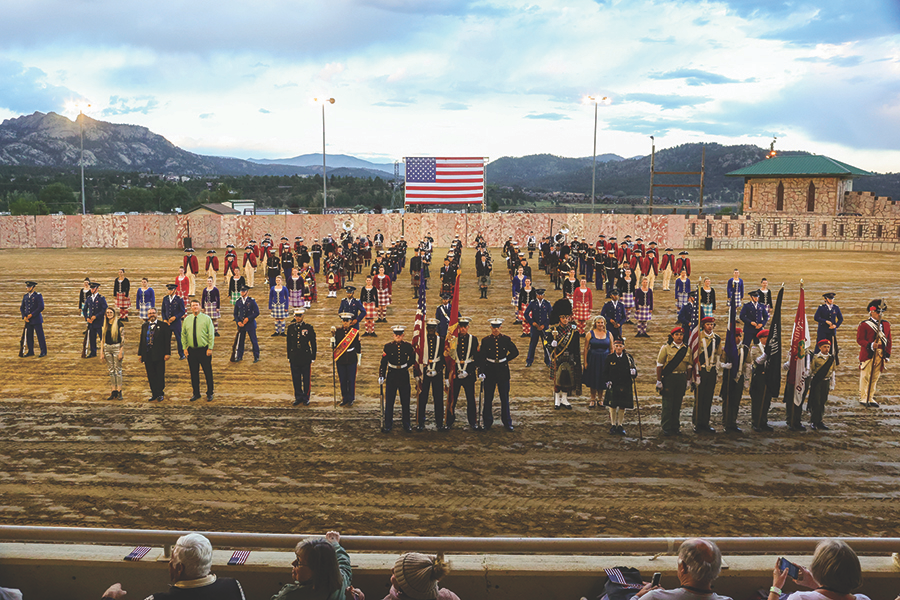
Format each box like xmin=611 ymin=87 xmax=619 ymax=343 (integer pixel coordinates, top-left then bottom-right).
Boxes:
xmin=573 ymin=301 xmax=592 ymax=321
xmin=363 ymin=302 xmax=376 ymax=320
xmin=377 ymin=287 xmax=392 ymax=306
xmin=115 ymin=293 xmax=130 ymax=309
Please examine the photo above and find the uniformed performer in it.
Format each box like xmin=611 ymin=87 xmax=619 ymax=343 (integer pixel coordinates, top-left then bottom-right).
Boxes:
xmin=242 ymin=244 xmax=258 ymax=288
xmin=600 ymin=289 xmax=627 ymax=341
xmin=136 ymin=278 xmax=155 ymax=322
xmin=674 ymin=251 xmax=691 ymax=279
xmin=659 ymin=248 xmax=676 ymax=291
xmin=379 ymin=325 xmax=415 ymax=432
xmin=183 ymin=247 xmax=199 ymax=296
xmin=334 ymin=313 xmax=361 ymax=406
xmin=814 ymin=292 xmax=843 ymax=351
xmin=79 ymin=277 xmax=92 ymax=315
xmin=476 ymin=253 xmax=492 ymax=299
xmin=266 ymin=251 xmax=282 ymax=288
xmin=739 ymin=290 xmax=769 ymax=347
xmin=373 ymin=265 xmax=392 ymax=322
xmin=808 ymin=339 xmax=836 ymax=430
xmin=699 ymin=278 xmax=716 ymax=319
xmin=749 ymin=328 xmax=774 ymax=432
xmin=338 ymin=286 xmax=367 ymax=329
xmin=201 ymin=276 xmax=221 ymax=336
xmin=656 ymin=326 xmax=692 ymax=436
xmin=517 ymin=278 xmax=537 ymax=338
xmin=114 ymin=269 xmax=131 ymax=321
xmin=359 ymin=276 xmax=379 ymax=337
xmin=299 ymin=261 xmax=317 ymax=306
xmin=726 ymin=269 xmax=744 ymax=308
xmin=720 ymin=328 xmax=748 ymax=432
xmin=410 ymin=248 xmax=424 ymax=298
xmin=548 ymin=299 xmax=581 ymax=410
xmin=83 ymin=282 xmax=108 ymax=358
xmin=286 ymin=308 xmax=317 ymax=406
xmin=857 ymin=299 xmax=891 ymax=408
xmin=694 ymin=316 xmax=722 ymax=433
xmin=414 ymin=319 xmax=447 ymax=431
xmin=604 ymin=249 xmax=620 ymax=296
xmin=674 ymin=268 xmax=691 ymax=311
xmin=160 ymin=283 xmax=186 ymax=360
xmin=20 ymin=281 xmax=47 ymax=357
xmin=478 ymin=318 xmax=520 ymax=431
xmin=602 ymin=338 xmax=637 ymax=436
xmin=634 ymin=277 xmax=653 ymax=337
xmin=223 ymin=244 xmax=238 ymax=285
xmin=758 ymin=278 xmax=774 ymax=308
xmin=205 ymin=250 xmax=220 ymax=288
xmin=311 ymin=238 xmax=323 ymax=274
xmin=561 ymin=269 xmax=578 ymax=300
xmin=233 ymin=285 xmax=260 ymax=363
xmin=447 ymin=317 xmax=479 ymax=430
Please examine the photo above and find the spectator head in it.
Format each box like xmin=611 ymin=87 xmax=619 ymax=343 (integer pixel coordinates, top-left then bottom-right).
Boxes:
xmin=392 ymin=552 xmax=450 ymax=600
xmin=810 ymin=539 xmax=862 ymax=594
xmin=293 ymin=538 xmax=342 ymax=595
xmin=677 ymin=538 xmax=722 ymax=587
xmin=170 ymin=533 xmax=213 ymax=582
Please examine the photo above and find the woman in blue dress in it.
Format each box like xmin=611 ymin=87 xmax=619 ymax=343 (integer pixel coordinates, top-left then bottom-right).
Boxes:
xmin=583 ymin=315 xmax=613 ymax=408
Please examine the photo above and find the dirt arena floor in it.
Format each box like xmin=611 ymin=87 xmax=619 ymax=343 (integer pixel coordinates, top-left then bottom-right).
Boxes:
xmin=0 ymin=247 xmax=898 ymax=538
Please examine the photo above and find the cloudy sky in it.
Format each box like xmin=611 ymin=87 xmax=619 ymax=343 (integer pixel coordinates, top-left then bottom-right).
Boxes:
xmin=1 ymin=0 xmax=899 ymax=172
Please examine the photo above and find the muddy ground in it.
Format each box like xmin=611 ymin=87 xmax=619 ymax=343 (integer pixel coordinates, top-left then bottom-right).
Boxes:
xmin=0 ymin=247 xmax=898 ymax=538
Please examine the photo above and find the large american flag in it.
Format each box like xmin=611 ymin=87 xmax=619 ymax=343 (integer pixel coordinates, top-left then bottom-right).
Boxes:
xmin=411 ymin=274 xmax=427 ymax=370
xmin=688 ymin=285 xmax=701 ymax=385
xmin=404 ymin=157 xmax=486 ymax=204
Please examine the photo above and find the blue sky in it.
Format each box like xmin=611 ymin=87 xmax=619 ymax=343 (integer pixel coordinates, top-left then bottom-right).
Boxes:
xmin=1 ymin=0 xmax=898 ymax=172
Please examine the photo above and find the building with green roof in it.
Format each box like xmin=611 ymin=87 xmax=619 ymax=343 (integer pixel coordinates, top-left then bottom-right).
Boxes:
xmin=726 ymin=155 xmax=873 ymax=216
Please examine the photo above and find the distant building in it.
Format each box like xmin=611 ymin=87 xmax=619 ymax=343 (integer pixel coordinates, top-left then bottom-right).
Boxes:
xmin=727 ymin=155 xmax=896 ymax=216
xmin=183 ymin=202 xmax=241 ymax=216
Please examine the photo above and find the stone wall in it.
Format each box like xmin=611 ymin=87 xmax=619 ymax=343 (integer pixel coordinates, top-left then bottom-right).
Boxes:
xmin=742 ymin=177 xmax=849 ymax=215
xmin=2 ymin=212 xmax=898 ymax=252
xmin=842 ymin=191 xmax=900 ymax=217
xmin=683 ymin=213 xmax=900 ymax=252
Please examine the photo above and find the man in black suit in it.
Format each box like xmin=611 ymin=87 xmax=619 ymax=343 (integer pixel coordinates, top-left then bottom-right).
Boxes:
xmin=137 ymin=307 xmax=172 ymax=402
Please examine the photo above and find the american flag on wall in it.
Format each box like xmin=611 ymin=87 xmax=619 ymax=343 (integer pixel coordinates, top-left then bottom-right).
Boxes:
xmin=404 ymin=157 xmax=486 ymax=204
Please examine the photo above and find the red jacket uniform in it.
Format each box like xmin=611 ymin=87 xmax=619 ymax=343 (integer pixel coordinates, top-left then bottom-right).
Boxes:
xmin=674 ymin=257 xmax=691 ymax=277
xmin=659 ymin=253 xmax=676 ymax=272
xmin=183 ymin=254 xmax=199 ymax=275
xmin=857 ymin=318 xmax=892 ymax=364
xmin=224 ymin=251 xmax=238 ymax=276
xmin=243 ymin=250 xmax=258 ymax=269
xmin=205 ymin=255 xmax=219 ymax=272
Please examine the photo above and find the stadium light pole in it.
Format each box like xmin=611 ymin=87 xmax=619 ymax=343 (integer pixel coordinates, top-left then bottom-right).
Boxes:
xmin=583 ymin=95 xmax=611 ymax=214
xmin=313 ymin=97 xmax=335 ymax=213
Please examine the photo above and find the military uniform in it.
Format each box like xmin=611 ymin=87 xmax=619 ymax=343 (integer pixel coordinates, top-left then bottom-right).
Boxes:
xmin=286 ymin=315 xmax=316 ymax=405
xmin=749 ymin=339 xmax=774 ymax=431
xmin=232 ymin=291 xmax=260 ymax=362
xmin=334 ymin=323 xmax=361 ymax=406
xmin=478 ymin=327 xmax=520 ymax=431
xmin=161 ymin=290 xmax=185 ymax=359
xmin=379 ymin=334 xmax=416 ymax=432
xmin=449 ymin=328 xmax=479 ymax=429
xmin=808 ymin=344 xmax=836 ymax=429
xmin=415 ymin=327 xmax=446 ymax=430
xmin=20 ymin=284 xmax=47 ymax=357
xmin=183 ymin=249 xmax=199 ymax=296
xmin=656 ymin=340 xmax=692 ymax=435
xmin=857 ymin=305 xmax=892 ymax=407
xmin=720 ymin=340 xmax=749 ymax=431
xmin=695 ymin=328 xmax=723 ymax=432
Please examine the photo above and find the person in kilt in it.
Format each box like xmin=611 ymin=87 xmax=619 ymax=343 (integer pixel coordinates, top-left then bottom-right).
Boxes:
xmin=287 ymin=266 xmax=305 ymax=310
xmin=572 ymin=277 xmax=593 ymax=336
xmin=634 ymin=276 xmax=653 ymax=337
xmin=269 ymin=275 xmax=289 ymax=336
xmin=603 ymin=337 xmax=637 ymax=435
xmin=700 ymin=277 xmax=716 ymax=319
xmin=674 ymin=268 xmax=691 ymax=311
xmin=373 ymin=265 xmax=392 ymax=322
xmin=517 ymin=277 xmax=537 ymax=338
xmin=175 ymin=266 xmax=190 ymax=303
xmin=410 ymin=247 xmax=423 ymax=298
xmin=548 ymin=298 xmax=581 ymax=409
xmin=511 ymin=266 xmax=526 ymax=308
xmin=561 ymin=268 xmax=578 ymax=300
xmin=229 ymin=266 xmax=246 ymax=306
xmin=136 ymin=278 xmax=155 ymax=322
xmin=299 ymin=262 xmax=317 ymax=306
xmin=201 ymin=276 xmax=221 ymax=336
xmin=617 ymin=266 xmax=637 ymax=323
xmin=113 ymin=269 xmax=131 ymax=321
xmin=360 ymin=275 xmax=379 ymax=337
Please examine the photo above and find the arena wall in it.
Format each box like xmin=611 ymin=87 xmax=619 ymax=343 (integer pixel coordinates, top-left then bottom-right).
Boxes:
xmin=0 ymin=213 xmax=897 ymax=251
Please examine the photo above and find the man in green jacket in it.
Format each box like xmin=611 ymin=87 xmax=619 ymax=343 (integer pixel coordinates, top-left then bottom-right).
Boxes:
xmin=182 ymin=299 xmax=216 ymax=401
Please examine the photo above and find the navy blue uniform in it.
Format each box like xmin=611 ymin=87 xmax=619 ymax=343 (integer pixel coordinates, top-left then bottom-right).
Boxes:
xmin=287 ymin=320 xmax=316 ymax=404
xmin=335 ymin=326 xmax=361 ymax=405
xmin=478 ymin=333 xmax=519 ymax=430
xmin=338 ymin=297 xmax=367 ymax=325
xmin=83 ymin=292 xmax=109 ymax=356
xmin=739 ymin=301 xmax=769 ymax=346
xmin=814 ymin=302 xmax=843 ymax=346
xmin=523 ymin=298 xmax=551 ymax=366
xmin=435 ymin=303 xmax=452 ymax=337
xmin=233 ymin=296 xmax=260 ymax=360
xmin=380 ymin=340 xmax=416 ymax=431
xmin=600 ymin=300 xmax=627 ymax=340
xmin=20 ymin=291 xmax=46 ymax=356
xmin=415 ymin=332 xmax=446 ymax=429
xmin=161 ymin=294 xmax=186 ymax=359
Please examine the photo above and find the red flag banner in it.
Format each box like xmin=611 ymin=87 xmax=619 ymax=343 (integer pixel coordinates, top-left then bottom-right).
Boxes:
xmin=785 ymin=285 xmax=810 ymax=406
xmin=404 ymin=157 xmax=485 ymax=204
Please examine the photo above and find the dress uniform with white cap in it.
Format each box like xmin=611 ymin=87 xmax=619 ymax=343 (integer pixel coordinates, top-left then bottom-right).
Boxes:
xmin=286 ymin=308 xmax=316 ymax=406
xmin=338 ymin=286 xmax=367 ymax=327
xmin=334 ymin=312 xmax=361 ymax=406
xmin=414 ymin=319 xmax=446 ymax=431
xmin=379 ymin=325 xmax=416 ymax=432
xmin=449 ymin=317 xmax=480 ymax=429
xmin=478 ymin=318 xmax=520 ymax=431
xmin=20 ymin=281 xmax=47 ymax=357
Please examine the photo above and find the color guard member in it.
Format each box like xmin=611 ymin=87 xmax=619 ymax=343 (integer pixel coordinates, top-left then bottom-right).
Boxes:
xmin=286 ymin=308 xmax=316 ymax=406
xmin=334 ymin=312 xmax=361 ymax=406
xmin=478 ymin=318 xmax=519 ymax=431
xmin=379 ymin=325 xmax=415 ymax=432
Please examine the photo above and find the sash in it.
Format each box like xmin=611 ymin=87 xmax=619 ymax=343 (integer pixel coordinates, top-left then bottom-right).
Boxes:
xmin=810 ymin=355 xmax=835 ymax=387
xmin=662 ymin=345 xmax=689 ymax=379
xmin=333 ymin=328 xmax=359 ymax=361
xmin=550 ymin=324 xmax=576 ymax=363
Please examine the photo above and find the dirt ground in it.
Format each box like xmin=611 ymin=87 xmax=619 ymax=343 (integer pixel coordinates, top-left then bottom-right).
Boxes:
xmin=0 ymin=247 xmax=898 ymax=538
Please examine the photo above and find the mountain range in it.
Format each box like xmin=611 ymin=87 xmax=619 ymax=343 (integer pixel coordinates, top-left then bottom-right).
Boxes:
xmin=0 ymin=111 xmax=895 ymax=200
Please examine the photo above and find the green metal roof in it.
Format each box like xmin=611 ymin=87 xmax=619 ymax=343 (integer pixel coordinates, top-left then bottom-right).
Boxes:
xmin=725 ymin=155 xmax=872 ymax=178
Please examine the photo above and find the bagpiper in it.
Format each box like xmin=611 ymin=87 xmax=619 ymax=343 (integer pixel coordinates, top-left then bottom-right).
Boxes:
xmin=548 ymin=299 xmax=581 ymax=410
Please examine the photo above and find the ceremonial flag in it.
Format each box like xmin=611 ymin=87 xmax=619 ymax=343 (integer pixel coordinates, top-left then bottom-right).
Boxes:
xmin=404 ymin=157 xmax=485 ymax=204
xmin=724 ymin=285 xmax=739 ymax=365
xmin=411 ymin=272 xmax=427 ymax=371
xmin=765 ymin=286 xmax=784 ymax=398
xmin=783 ymin=284 xmax=810 ymax=407
xmin=688 ymin=284 xmax=701 ymax=386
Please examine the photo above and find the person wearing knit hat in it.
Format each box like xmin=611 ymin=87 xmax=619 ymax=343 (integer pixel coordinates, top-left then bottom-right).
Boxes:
xmin=385 ymin=552 xmax=459 ymax=600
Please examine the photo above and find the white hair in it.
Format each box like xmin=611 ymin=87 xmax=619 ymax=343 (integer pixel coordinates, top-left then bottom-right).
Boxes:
xmin=173 ymin=533 xmax=213 ymax=579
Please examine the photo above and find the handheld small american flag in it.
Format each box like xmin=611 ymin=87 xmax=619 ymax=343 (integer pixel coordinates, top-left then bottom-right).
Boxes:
xmin=411 ymin=274 xmax=427 ymax=370
xmin=404 ymin=157 xmax=485 ymax=204
xmin=124 ymin=546 xmax=152 ymax=561
xmin=688 ymin=285 xmax=701 ymax=385
xmin=228 ymin=550 xmax=251 ymax=565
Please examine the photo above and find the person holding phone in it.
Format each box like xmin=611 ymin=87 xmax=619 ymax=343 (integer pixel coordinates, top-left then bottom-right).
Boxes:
xmin=771 ymin=540 xmax=870 ymax=600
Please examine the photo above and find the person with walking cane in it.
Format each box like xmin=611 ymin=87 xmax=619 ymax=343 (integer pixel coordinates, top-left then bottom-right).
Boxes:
xmin=602 ymin=338 xmax=636 ymax=436
xmin=334 ymin=313 xmax=361 ymax=407
xmin=286 ymin=308 xmax=316 ymax=406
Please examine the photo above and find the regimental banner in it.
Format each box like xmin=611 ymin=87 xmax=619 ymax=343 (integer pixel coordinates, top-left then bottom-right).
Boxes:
xmin=404 ymin=157 xmax=486 ymax=204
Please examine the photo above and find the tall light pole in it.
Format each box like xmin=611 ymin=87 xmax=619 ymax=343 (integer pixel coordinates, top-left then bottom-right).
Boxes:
xmin=313 ymin=97 xmax=335 ymax=213
xmin=583 ymin=95 xmax=611 ymax=214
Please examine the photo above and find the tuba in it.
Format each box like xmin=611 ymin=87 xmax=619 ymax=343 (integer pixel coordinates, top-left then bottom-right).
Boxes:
xmin=342 ymin=219 xmax=354 ymax=232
